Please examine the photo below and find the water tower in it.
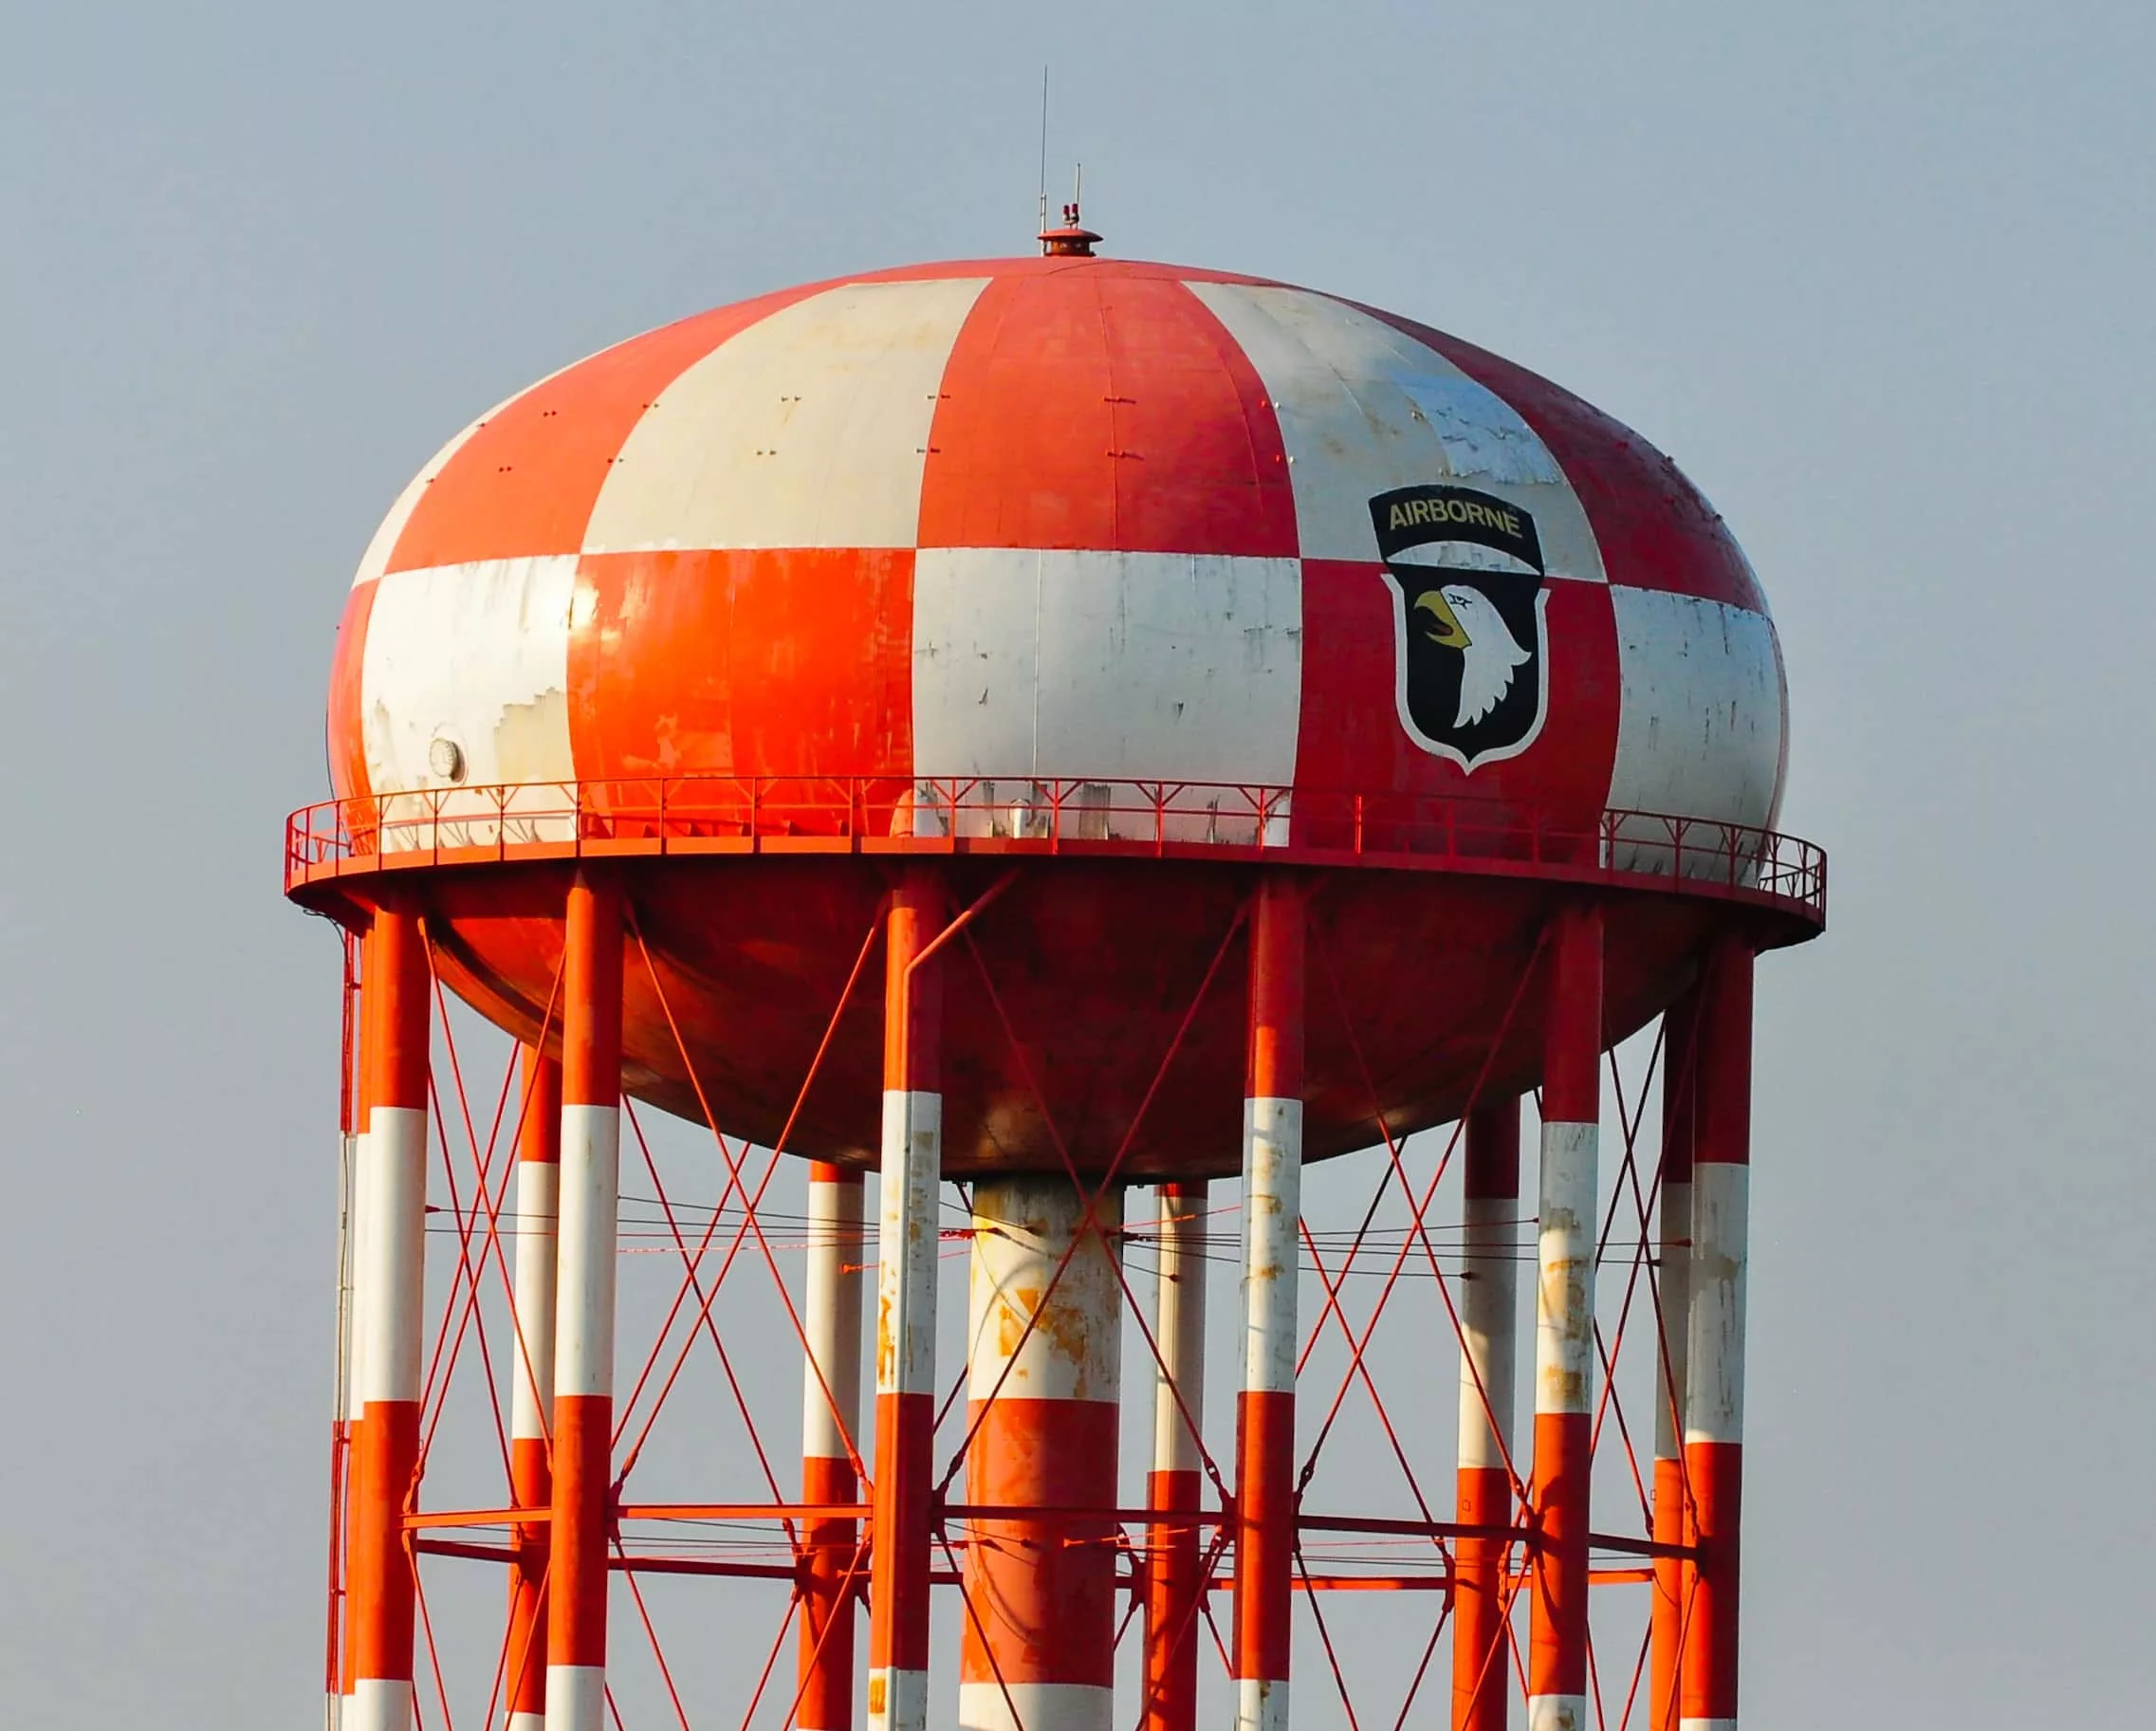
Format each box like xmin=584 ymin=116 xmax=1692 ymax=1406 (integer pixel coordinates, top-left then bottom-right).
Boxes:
xmin=289 ymin=215 xmax=1822 ymax=1731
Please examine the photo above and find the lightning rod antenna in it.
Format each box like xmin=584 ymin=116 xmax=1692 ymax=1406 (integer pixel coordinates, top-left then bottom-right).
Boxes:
xmin=1038 ymin=65 xmax=1050 ymax=238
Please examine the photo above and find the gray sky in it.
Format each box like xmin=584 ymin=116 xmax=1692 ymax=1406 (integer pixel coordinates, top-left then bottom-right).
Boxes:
xmin=3 ymin=1 xmax=2151 ymax=1723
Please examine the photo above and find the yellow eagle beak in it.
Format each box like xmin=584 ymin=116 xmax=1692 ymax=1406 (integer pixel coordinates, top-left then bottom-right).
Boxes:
xmin=1414 ymin=590 xmax=1472 ymax=649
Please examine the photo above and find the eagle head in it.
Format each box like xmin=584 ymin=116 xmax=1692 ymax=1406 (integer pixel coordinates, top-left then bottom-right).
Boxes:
xmin=1414 ymin=585 xmax=1531 ymax=729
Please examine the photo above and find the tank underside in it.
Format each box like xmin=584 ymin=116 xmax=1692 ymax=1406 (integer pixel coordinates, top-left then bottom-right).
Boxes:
xmin=319 ymin=856 xmax=1810 ymax=1176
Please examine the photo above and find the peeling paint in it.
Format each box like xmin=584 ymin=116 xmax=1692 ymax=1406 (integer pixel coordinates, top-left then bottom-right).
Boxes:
xmin=966 ymin=1179 xmax=1122 ymax=1404
xmin=1535 ymin=1122 xmax=1598 ymax=1418
xmin=1608 ymin=589 xmax=1782 ymax=836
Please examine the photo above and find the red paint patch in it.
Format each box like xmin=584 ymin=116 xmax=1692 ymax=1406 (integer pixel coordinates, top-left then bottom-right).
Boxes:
xmin=1293 ymin=559 xmax=1620 ymax=821
xmin=918 ymin=274 xmax=1296 ymax=556
xmin=960 ymin=1398 xmax=1120 ymax=1686
xmin=566 ymin=547 xmax=914 ymax=780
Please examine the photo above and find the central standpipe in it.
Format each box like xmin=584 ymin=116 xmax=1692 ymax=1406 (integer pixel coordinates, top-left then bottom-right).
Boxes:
xmin=799 ymin=1163 xmax=865 ymax=1731
xmin=1143 ymin=1182 xmax=1208 ymax=1731
xmin=960 ymin=1179 xmax=1124 ymax=1729
xmin=1528 ymin=905 xmax=1603 ymax=1731
xmin=506 ymin=1047 xmax=562 ymax=1731
xmin=869 ymin=870 xmax=944 ymax=1731
xmin=544 ymin=871 xmax=626 ymax=1731
xmin=1233 ymin=876 xmax=1306 ymax=1731
xmin=1453 ymin=1097 xmax=1521 ymax=1731
xmin=346 ymin=907 xmax=430 ymax=1731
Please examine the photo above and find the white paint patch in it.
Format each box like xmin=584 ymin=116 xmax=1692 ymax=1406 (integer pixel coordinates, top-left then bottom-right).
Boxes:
xmin=1534 ymin=1120 xmax=1598 ymax=1418
xmin=582 ymin=278 xmax=991 ymax=553
xmin=1188 ymin=283 xmax=1605 ymax=582
xmin=867 ymin=1665 xmax=929 ymax=1731
xmin=802 ymin=1174 xmax=864 ymax=1460
xmin=1685 ymin=1162 xmax=1749 ymax=1447
xmin=966 ymin=1178 xmax=1122 ymax=1402
xmin=346 ymin=1129 xmax=374 ymax=1418
xmin=345 ymin=1677 xmax=415 ymax=1731
xmin=359 ymin=555 xmax=578 ymax=851
xmin=1235 ymin=1674 xmax=1291 ymax=1731
xmin=1241 ymin=1097 xmax=1304 ymax=1397
xmin=1527 ymin=1692 xmax=1589 ymax=1731
xmin=543 ymin=1663 xmax=608 ymax=1731
xmin=1457 ymin=1192 xmax=1520 ymax=1470
xmin=508 ymin=1157 xmax=559 ymax=1445
xmin=958 ymin=1681 xmax=1115 ymax=1731
xmin=1679 ymin=1721 xmax=1739 ymax=1731
xmin=553 ymin=1103 xmax=621 ymax=1401
xmin=1607 ymin=589 xmax=1785 ymax=837
xmin=877 ymin=1090 xmax=943 ymax=1398
xmin=359 ymin=1106 xmax=428 ymax=1408
xmin=1152 ymin=1189 xmax=1208 ymax=1475
xmin=910 ymin=547 xmax=1301 ymax=842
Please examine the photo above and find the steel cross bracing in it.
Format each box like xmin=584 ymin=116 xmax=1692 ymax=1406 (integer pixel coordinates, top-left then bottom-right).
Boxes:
xmin=323 ymin=890 xmax=1718 ymax=1731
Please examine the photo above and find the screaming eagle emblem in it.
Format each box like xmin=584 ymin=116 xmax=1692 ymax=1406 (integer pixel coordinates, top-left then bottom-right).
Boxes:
xmin=1370 ymin=484 xmax=1551 ymax=768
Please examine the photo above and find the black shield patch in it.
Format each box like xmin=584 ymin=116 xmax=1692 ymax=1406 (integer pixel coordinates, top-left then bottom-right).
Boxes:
xmin=1370 ymin=484 xmax=1550 ymax=768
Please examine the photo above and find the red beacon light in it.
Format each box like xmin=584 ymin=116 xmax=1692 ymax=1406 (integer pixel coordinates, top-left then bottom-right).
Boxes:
xmin=1039 ymin=198 xmax=1103 ymax=256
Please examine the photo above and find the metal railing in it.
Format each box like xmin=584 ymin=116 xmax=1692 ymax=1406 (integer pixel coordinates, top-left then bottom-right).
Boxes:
xmin=285 ymin=775 xmax=1826 ymax=919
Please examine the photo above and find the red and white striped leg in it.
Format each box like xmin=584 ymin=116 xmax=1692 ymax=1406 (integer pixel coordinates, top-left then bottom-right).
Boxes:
xmin=1143 ymin=1181 xmax=1207 ymax=1731
xmin=1528 ymin=905 xmax=1601 ymax=1731
xmin=544 ymin=871 xmax=624 ymax=1731
xmin=799 ymin=1162 xmax=864 ymax=1731
xmin=1681 ymin=940 xmax=1752 ymax=1731
xmin=505 ymin=1046 xmax=561 ymax=1731
xmin=1650 ymin=990 xmax=1698 ymax=1731
xmin=346 ymin=905 xmax=430 ymax=1731
xmin=960 ymin=1176 xmax=1122 ymax=1730
xmin=1453 ymin=1097 xmax=1520 ymax=1731
xmin=1233 ymin=875 xmax=1304 ymax=1731
xmin=868 ymin=869 xmax=943 ymax=1731
xmin=336 ymin=926 xmax=375 ymax=1725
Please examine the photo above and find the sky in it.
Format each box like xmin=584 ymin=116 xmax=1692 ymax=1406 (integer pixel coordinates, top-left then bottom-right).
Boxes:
xmin=2 ymin=1 xmax=2152 ymax=1723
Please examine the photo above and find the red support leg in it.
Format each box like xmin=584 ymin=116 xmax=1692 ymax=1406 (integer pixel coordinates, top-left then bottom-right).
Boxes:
xmin=544 ymin=870 xmax=625 ymax=1731
xmin=799 ymin=1162 xmax=864 ymax=1731
xmin=1144 ymin=1181 xmax=1207 ymax=1731
xmin=1453 ymin=1096 xmax=1520 ymax=1731
xmin=1528 ymin=904 xmax=1602 ymax=1731
xmin=868 ymin=868 xmax=943 ymax=1731
xmin=507 ymin=1045 xmax=562 ymax=1731
xmin=1682 ymin=939 xmax=1752 ymax=1731
xmin=347 ymin=904 xmax=431 ymax=1731
xmin=1233 ymin=875 xmax=1304 ymax=1731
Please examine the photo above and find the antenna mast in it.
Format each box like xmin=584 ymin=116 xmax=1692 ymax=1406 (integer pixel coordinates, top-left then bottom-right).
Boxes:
xmin=1037 ymin=65 xmax=1050 ymax=238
